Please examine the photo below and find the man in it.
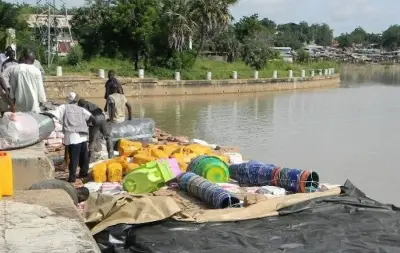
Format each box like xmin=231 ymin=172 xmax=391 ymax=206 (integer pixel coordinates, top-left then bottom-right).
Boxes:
xmin=107 ymin=86 xmax=132 ymax=123
xmin=78 ymin=98 xmax=114 ymax=160
xmin=29 ymin=179 xmax=90 ymax=205
xmin=1 ymin=49 xmax=18 ymax=72
xmin=33 ymin=57 xmax=45 ymax=81
xmin=104 ymin=70 xmax=124 ymax=111
xmin=48 ymin=92 xmax=93 ymax=183
xmin=9 ymin=50 xmax=46 ymax=113
xmin=0 ymin=74 xmax=14 ymax=117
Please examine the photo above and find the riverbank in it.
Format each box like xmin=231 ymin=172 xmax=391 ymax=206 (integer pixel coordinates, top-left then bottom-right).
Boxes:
xmin=44 ymin=73 xmax=340 ymax=99
xmin=47 ymin=57 xmax=340 ymax=80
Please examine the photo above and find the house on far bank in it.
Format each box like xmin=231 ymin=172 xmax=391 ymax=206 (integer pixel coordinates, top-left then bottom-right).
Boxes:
xmin=26 ymin=14 xmax=76 ymax=56
xmin=272 ymin=47 xmax=293 ymax=62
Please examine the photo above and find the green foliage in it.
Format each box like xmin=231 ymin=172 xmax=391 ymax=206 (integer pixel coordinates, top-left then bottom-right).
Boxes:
xmin=242 ymin=33 xmax=278 ymax=70
xmin=296 ymin=49 xmax=310 ymax=64
xmin=382 ymin=25 xmax=400 ymax=51
xmin=67 ymin=44 xmax=84 ymax=65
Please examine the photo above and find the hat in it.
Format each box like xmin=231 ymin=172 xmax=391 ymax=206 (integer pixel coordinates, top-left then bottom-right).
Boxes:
xmin=67 ymin=92 xmax=77 ymax=102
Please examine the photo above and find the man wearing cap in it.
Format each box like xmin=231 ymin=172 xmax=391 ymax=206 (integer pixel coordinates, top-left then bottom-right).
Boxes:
xmin=47 ymin=92 xmax=93 ymax=182
xmin=78 ymin=98 xmax=114 ymax=160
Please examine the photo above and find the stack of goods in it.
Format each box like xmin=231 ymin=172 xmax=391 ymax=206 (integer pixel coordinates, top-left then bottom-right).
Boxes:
xmin=178 ymin=172 xmax=240 ymax=209
xmin=44 ymin=118 xmax=64 ymax=150
xmin=229 ymin=161 xmax=319 ymax=193
xmin=110 ymin=118 xmax=156 ymax=143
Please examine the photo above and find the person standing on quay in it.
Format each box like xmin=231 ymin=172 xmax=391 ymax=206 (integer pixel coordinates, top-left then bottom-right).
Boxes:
xmin=48 ymin=92 xmax=93 ymax=183
xmin=1 ymin=49 xmax=18 ymax=72
xmin=78 ymin=98 xmax=114 ymax=160
xmin=8 ymin=50 xmax=46 ymax=113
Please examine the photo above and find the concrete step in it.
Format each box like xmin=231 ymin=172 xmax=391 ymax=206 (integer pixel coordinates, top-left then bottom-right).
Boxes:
xmin=1 ymin=190 xmax=100 ymax=253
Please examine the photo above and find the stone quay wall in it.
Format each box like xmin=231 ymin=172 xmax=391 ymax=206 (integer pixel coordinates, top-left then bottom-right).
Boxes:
xmin=44 ymin=74 xmax=341 ymax=99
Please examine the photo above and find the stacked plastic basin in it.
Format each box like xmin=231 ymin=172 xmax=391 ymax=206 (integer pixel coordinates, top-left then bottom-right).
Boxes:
xmin=123 ymin=158 xmax=182 ymax=194
xmin=229 ymin=161 xmax=319 ymax=193
xmin=187 ymin=155 xmax=230 ymax=183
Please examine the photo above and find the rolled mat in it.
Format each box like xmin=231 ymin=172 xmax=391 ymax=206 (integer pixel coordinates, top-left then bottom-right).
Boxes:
xmin=229 ymin=160 xmax=278 ymax=186
xmin=177 ymin=172 xmax=240 ymax=209
xmin=273 ymin=168 xmax=319 ymax=193
xmin=187 ymin=155 xmax=230 ymax=183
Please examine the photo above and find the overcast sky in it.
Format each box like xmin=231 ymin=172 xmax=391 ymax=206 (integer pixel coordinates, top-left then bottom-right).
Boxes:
xmin=10 ymin=0 xmax=400 ymax=36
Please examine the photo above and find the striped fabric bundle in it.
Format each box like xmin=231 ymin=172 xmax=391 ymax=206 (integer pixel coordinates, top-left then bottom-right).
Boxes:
xmin=178 ymin=172 xmax=240 ymax=209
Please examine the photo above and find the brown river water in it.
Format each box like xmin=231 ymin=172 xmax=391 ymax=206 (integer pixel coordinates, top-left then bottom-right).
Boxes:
xmin=87 ymin=66 xmax=400 ymax=205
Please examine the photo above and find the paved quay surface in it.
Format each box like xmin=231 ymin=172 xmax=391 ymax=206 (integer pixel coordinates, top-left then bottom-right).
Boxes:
xmin=0 ymin=190 xmax=100 ymax=253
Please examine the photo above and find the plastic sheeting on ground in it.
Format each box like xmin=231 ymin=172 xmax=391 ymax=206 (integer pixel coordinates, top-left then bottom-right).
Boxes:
xmin=93 ymin=180 xmax=400 ymax=253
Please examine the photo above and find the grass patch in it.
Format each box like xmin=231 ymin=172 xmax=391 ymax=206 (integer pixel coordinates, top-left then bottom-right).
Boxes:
xmin=45 ymin=57 xmax=340 ymax=80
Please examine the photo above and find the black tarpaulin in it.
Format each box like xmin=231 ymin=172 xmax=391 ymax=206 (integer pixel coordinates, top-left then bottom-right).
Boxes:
xmin=94 ymin=180 xmax=400 ymax=253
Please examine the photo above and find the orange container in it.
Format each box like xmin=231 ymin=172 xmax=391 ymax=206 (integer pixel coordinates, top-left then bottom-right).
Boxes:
xmin=0 ymin=152 xmax=14 ymax=196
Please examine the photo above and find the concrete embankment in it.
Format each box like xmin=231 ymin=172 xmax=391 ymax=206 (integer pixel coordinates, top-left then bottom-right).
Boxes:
xmin=44 ymin=74 xmax=340 ymax=99
xmin=1 ymin=190 xmax=101 ymax=253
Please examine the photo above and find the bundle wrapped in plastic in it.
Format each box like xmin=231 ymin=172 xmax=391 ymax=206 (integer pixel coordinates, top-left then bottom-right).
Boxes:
xmin=0 ymin=112 xmax=54 ymax=150
xmin=110 ymin=118 xmax=155 ymax=142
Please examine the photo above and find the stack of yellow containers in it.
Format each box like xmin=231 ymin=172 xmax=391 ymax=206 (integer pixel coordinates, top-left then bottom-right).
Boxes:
xmin=92 ymin=139 xmax=230 ymax=183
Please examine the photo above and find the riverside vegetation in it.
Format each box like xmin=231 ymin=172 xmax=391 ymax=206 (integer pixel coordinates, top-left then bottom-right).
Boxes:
xmin=0 ymin=1 xmax=343 ymax=79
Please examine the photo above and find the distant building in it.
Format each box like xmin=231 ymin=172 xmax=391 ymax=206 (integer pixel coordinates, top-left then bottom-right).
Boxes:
xmin=26 ymin=14 xmax=76 ymax=56
xmin=272 ymin=47 xmax=293 ymax=62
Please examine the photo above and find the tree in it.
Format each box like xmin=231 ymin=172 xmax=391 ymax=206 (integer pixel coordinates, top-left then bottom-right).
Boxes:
xmin=234 ymin=14 xmax=264 ymax=43
xmin=350 ymin=27 xmax=368 ymax=45
xmin=189 ymin=0 xmax=237 ymax=57
xmin=296 ymin=49 xmax=309 ymax=64
xmin=214 ymin=25 xmax=241 ymax=62
xmin=382 ymin=25 xmax=400 ymax=51
xmin=162 ymin=0 xmax=196 ymax=52
xmin=336 ymin=33 xmax=353 ymax=48
xmin=242 ymin=32 xmax=278 ymax=70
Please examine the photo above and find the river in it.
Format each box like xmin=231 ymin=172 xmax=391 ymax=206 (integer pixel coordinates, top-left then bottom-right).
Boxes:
xmin=90 ymin=67 xmax=400 ymax=205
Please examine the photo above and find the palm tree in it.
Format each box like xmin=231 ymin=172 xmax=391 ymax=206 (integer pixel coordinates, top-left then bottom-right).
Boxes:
xmin=162 ymin=0 xmax=196 ymax=52
xmin=189 ymin=0 xmax=238 ymax=57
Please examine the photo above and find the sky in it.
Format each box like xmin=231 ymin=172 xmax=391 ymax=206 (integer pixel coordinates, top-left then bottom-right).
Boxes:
xmin=9 ymin=0 xmax=400 ymax=36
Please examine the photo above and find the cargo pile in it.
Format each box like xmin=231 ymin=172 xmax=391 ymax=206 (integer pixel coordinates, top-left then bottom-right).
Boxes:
xmin=43 ymin=118 xmax=64 ymax=151
xmin=80 ymin=136 xmax=332 ymax=210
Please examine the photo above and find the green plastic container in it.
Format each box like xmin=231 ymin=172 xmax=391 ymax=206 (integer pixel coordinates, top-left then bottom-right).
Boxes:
xmin=122 ymin=160 xmax=174 ymax=194
xmin=187 ymin=155 xmax=230 ymax=183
